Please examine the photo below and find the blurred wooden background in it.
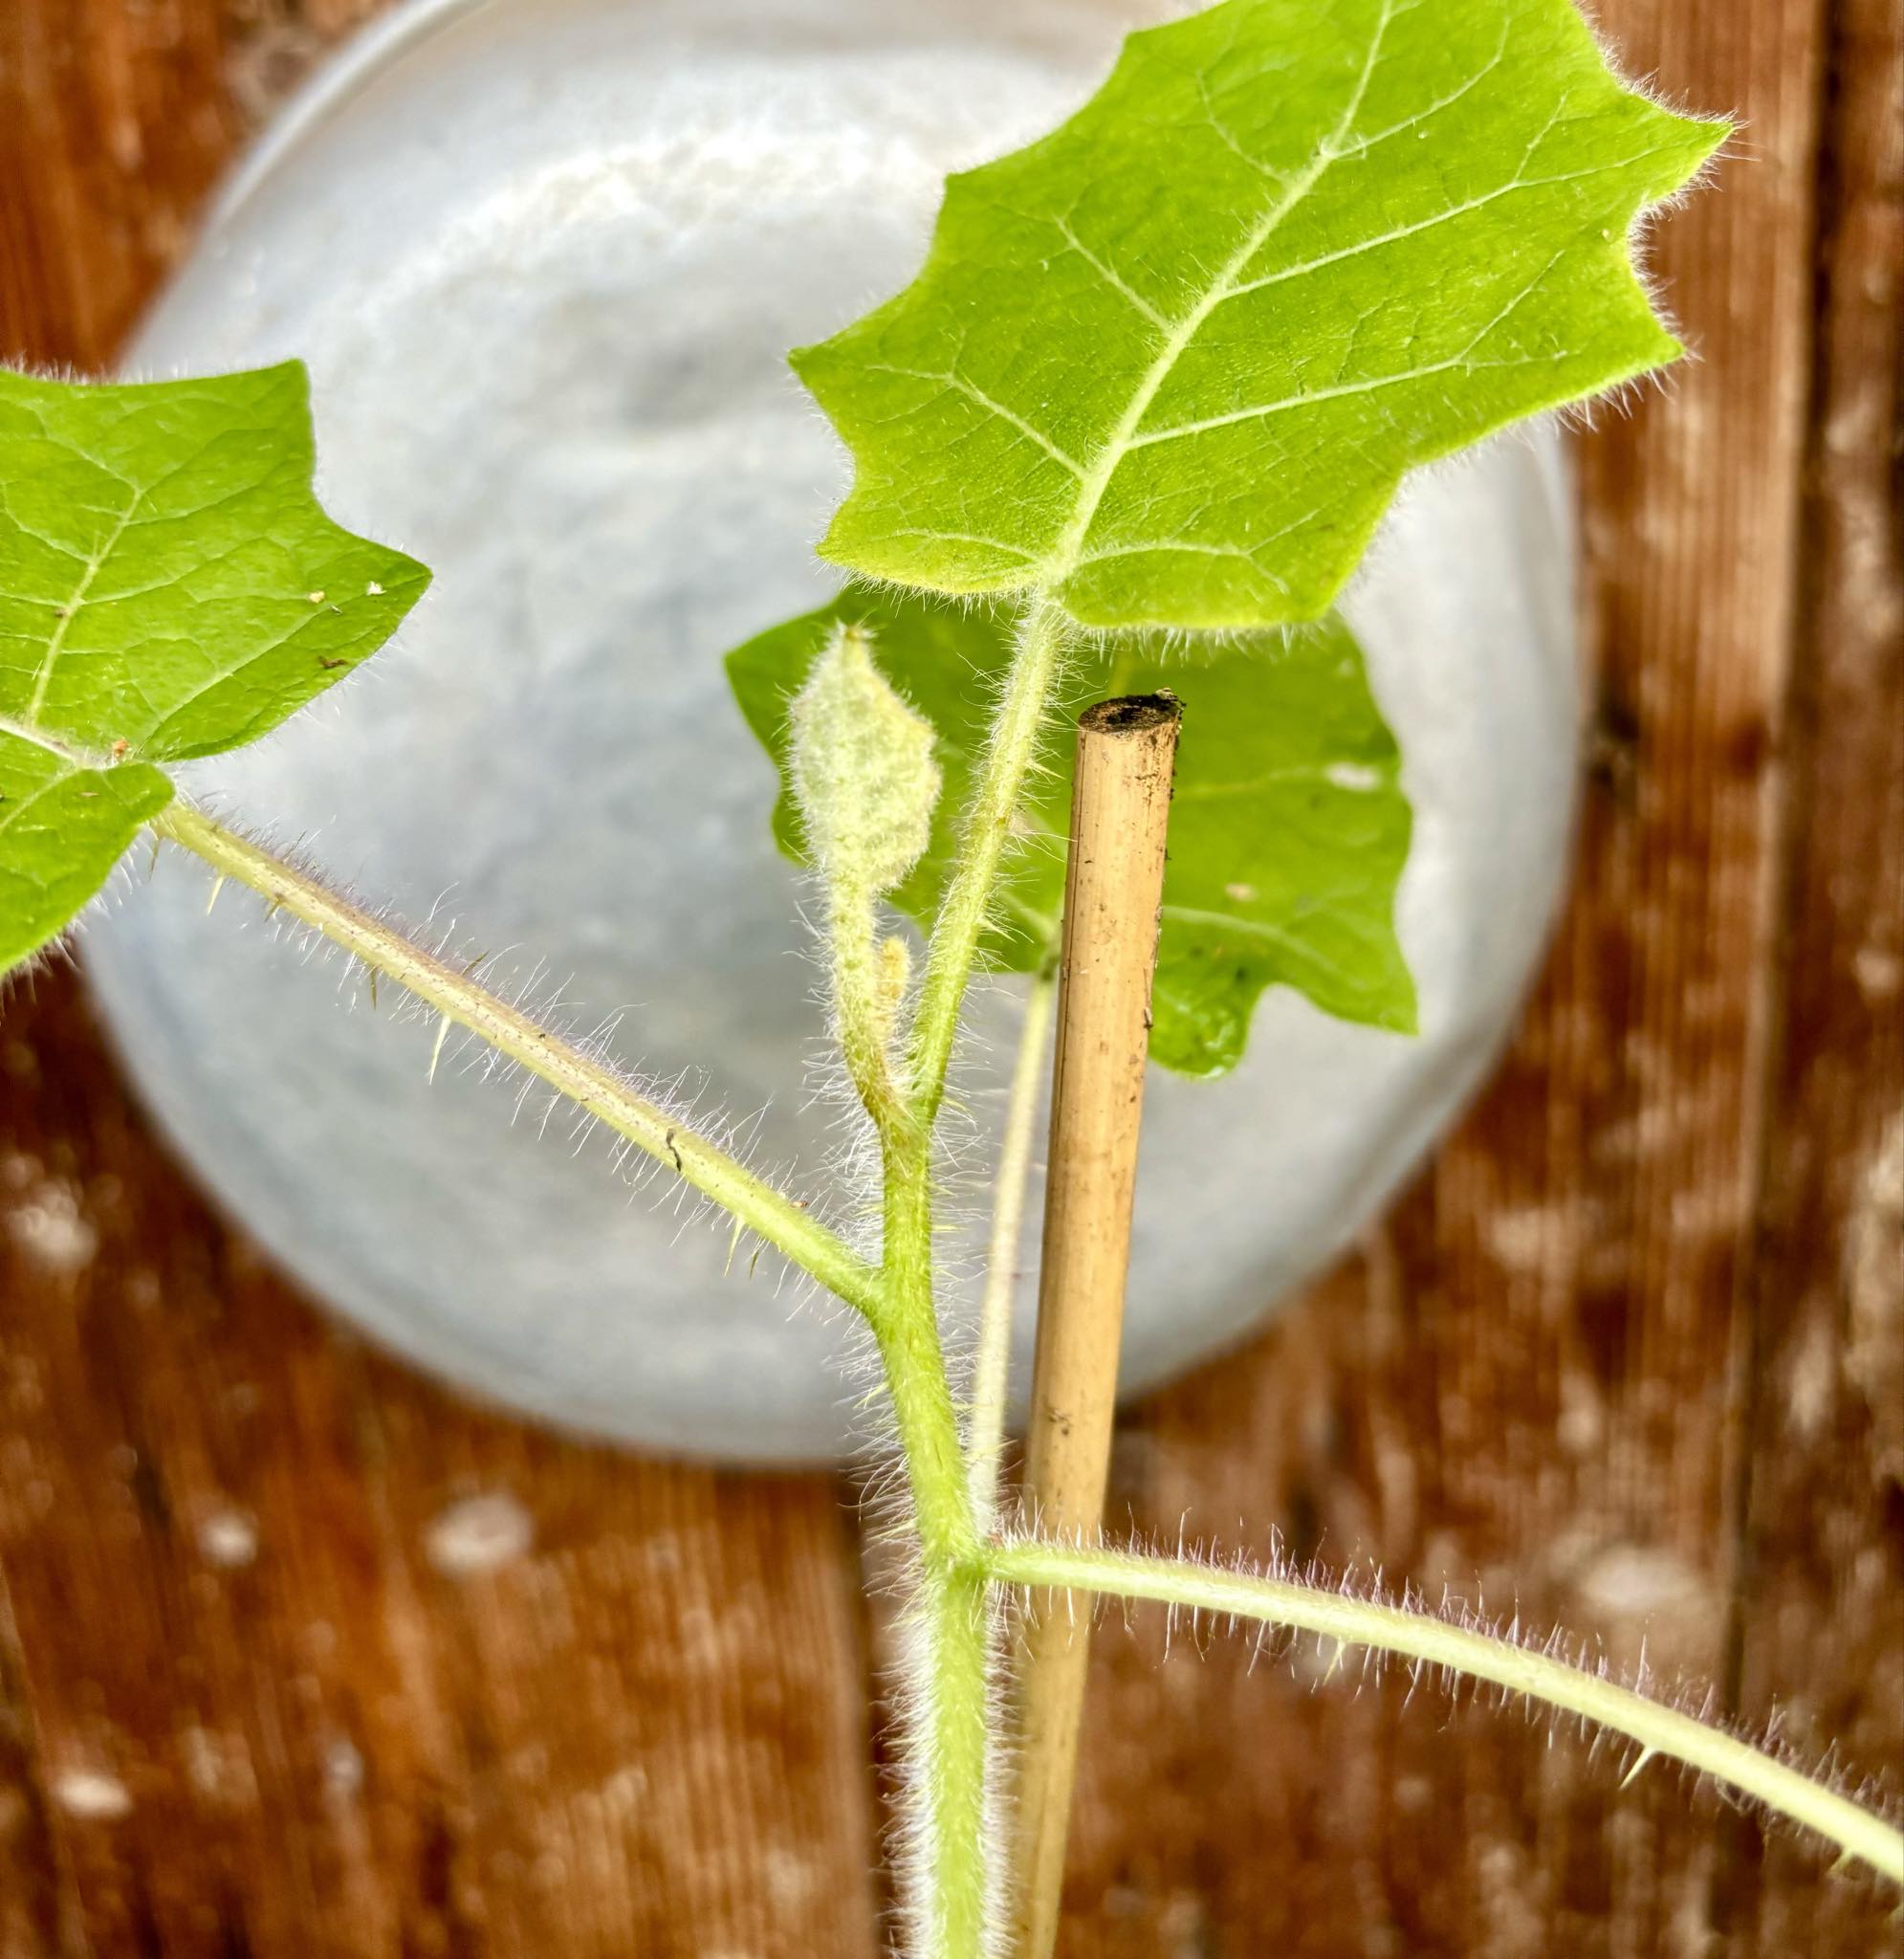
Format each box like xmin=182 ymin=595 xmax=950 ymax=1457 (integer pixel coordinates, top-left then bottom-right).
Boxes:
xmin=1 ymin=0 xmax=1898 ymax=1952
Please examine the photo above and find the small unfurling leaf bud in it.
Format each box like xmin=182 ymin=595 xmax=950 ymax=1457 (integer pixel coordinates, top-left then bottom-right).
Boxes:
xmin=789 ymin=625 xmax=941 ymax=900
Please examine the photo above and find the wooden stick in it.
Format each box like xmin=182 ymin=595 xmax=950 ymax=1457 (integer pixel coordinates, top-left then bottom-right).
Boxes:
xmin=1007 ymin=693 xmax=1181 ymax=1959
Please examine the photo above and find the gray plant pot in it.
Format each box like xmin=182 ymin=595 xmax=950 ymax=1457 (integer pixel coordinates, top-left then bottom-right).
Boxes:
xmin=82 ymin=0 xmax=1581 ymax=1463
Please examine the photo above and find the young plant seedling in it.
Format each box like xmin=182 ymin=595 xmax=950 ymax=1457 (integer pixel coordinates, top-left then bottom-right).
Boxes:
xmin=2 ymin=2 xmax=1897 ymax=1953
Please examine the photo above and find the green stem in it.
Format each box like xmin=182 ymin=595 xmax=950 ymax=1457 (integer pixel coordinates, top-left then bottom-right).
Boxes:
xmin=150 ymin=802 xmax=884 ymax=1323
xmin=879 ymin=1167 xmax=995 ymax=1956
xmin=906 ymin=595 xmax=1068 ymax=1132
xmin=880 ymin=1119 xmax=993 ymax=1958
xmin=967 ymin=963 xmax=1058 ymax=1532
xmin=871 ymin=593 xmax=1072 ymax=1956
xmin=982 ymin=1538 xmax=1904 ymax=1889
xmin=825 ymin=881 xmax=914 ymax=1146
xmin=877 ymin=1292 xmax=995 ymax=1958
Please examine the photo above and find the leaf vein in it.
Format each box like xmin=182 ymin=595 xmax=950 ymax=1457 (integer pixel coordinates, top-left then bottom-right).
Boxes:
xmin=1043 ymin=0 xmax=1400 ymax=582
xmin=889 ymin=527 xmax=1038 ymax=561
xmin=24 ymin=497 xmax=136 ymax=726
xmin=1047 ymin=213 xmax=1172 ymax=331
xmin=860 ymin=364 xmax=1086 ymax=478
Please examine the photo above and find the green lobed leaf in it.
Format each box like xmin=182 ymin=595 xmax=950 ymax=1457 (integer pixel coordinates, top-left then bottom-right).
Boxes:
xmin=727 ymin=589 xmax=1414 ymax=1076
xmin=0 ymin=363 xmax=430 ymax=970
xmin=0 ymin=363 xmax=429 ymax=759
xmin=794 ymin=0 xmax=1726 ymax=629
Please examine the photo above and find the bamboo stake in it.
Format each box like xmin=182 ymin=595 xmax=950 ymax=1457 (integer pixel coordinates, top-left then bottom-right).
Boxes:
xmin=1007 ymin=693 xmax=1181 ymax=1959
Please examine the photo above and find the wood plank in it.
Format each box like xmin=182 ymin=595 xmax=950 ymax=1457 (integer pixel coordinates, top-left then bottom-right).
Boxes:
xmin=0 ymin=994 xmax=884 ymax=1953
xmin=4 ymin=0 xmax=1899 ymax=1953
xmin=0 ymin=11 xmax=885 ymax=1955
xmin=0 ymin=979 xmax=884 ymax=1956
xmin=1061 ymin=0 xmax=1903 ymax=1951
xmin=1720 ymin=0 xmax=1904 ymax=1945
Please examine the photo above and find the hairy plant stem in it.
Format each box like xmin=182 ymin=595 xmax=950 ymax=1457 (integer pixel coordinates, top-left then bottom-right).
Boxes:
xmin=148 ymin=801 xmax=884 ymax=1323
xmin=967 ymin=963 xmax=1058 ymax=1532
xmin=983 ymin=1539 xmax=1904 ymax=1888
xmin=905 ymin=595 xmax=1068 ymax=1134
xmin=877 ymin=1258 xmax=994 ymax=1957
xmin=880 ymin=1128 xmax=993 ymax=1957
xmin=826 ymin=882 xmax=912 ymax=1146
xmin=871 ymin=593 xmax=1074 ymax=1957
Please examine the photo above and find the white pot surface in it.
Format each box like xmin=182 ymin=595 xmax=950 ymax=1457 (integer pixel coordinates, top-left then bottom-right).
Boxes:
xmin=83 ymin=0 xmax=1582 ymax=1462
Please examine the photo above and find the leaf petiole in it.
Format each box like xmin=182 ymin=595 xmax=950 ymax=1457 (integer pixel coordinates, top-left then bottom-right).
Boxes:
xmin=148 ymin=802 xmax=885 ymax=1323
xmin=967 ymin=961 xmax=1058 ymax=1531
xmin=982 ymin=1537 xmax=1904 ymax=1888
xmin=905 ymin=595 xmax=1069 ymax=1133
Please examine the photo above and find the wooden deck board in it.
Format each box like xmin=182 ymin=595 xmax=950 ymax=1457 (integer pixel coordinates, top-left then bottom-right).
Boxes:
xmin=2 ymin=1 xmax=1897 ymax=1951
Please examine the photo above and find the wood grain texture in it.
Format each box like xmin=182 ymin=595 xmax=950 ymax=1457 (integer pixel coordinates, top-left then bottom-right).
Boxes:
xmin=1718 ymin=0 xmax=1904 ymax=1944
xmin=0 ymin=982 xmax=884 ymax=1959
xmin=1 ymin=1 xmax=1897 ymax=1955
xmin=1059 ymin=0 xmax=1904 ymax=1953
xmin=0 ymin=15 xmax=886 ymax=1956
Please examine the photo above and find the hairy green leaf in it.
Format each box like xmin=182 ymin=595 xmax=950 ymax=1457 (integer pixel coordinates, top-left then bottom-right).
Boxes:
xmin=0 ymin=363 xmax=428 ymax=759
xmin=795 ymin=0 xmax=1726 ymax=628
xmin=728 ymin=590 xmax=1413 ymax=1075
xmin=0 ymin=363 xmax=430 ymax=969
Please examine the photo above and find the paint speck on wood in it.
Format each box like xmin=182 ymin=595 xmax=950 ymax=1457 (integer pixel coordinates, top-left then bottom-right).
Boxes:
xmin=53 ymin=1771 xmax=131 ymax=1822
xmin=196 ymin=1509 xmax=261 ymax=1569
xmin=425 ymin=1494 xmax=535 ymax=1577
xmin=4 ymin=1168 xmax=98 ymax=1276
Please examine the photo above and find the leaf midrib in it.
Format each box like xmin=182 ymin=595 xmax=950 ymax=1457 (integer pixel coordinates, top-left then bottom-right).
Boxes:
xmin=23 ymin=495 xmax=135 ymax=727
xmin=1038 ymin=0 xmax=1398 ymax=588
